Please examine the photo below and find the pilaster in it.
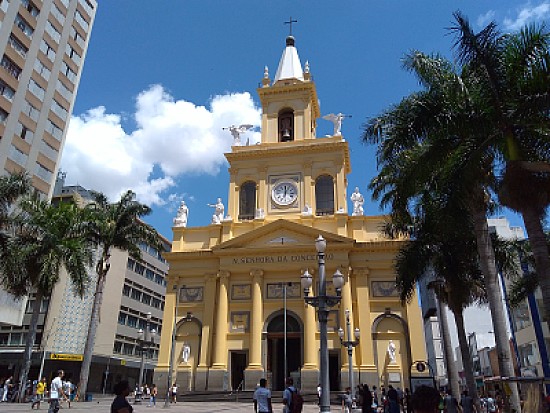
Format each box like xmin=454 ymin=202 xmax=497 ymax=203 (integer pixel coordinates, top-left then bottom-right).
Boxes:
xmin=211 ymin=270 xmax=230 ymax=370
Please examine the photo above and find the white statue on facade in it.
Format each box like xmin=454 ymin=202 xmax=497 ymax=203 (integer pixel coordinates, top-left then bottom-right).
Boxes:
xmin=302 ymin=204 xmax=312 ymax=216
xmin=322 ymin=113 xmax=350 ymax=136
xmin=387 ymin=340 xmax=396 ymax=363
xmin=173 ymin=201 xmax=189 ymax=227
xmin=255 ymin=208 xmax=265 ymax=219
xmin=182 ymin=343 xmax=190 ymax=363
xmin=350 ymin=187 xmax=364 ymax=216
xmin=208 ymin=198 xmax=225 ymax=224
xmin=223 ymin=124 xmax=254 ymax=146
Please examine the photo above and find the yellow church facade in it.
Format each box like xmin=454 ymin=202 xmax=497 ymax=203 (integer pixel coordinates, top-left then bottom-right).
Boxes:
xmin=154 ymin=35 xmax=428 ymax=393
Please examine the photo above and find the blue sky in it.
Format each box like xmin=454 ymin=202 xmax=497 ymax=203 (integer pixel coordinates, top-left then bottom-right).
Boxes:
xmin=62 ymin=0 xmax=549 ymax=251
xmin=60 ymin=1 xmax=550 ymax=352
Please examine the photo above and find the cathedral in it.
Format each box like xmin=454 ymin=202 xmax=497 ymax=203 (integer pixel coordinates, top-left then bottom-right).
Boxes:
xmin=154 ymin=34 xmax=428 ymax=393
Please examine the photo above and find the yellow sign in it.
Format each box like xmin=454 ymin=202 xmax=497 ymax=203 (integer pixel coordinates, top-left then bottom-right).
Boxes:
xmin=50 ymin=353 xmax=84 ymax=361
xmin=120 ymin=360 xmax=126 ymax=365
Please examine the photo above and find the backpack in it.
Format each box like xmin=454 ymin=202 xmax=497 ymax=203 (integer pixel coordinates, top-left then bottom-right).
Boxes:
xmin=288 ymin=388 xmax=304 ymax=413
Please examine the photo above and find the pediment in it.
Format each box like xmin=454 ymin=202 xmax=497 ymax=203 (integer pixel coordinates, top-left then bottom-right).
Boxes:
xmin=213 ymin=219 xmax=354 ymax=252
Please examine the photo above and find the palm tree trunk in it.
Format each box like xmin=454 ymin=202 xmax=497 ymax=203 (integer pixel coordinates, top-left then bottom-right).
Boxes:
xmin=452 ymin=306 xmax=481 ymax=411
xmin=437 ymin=297 xmax=460 ymax=398
xmin=471 ymin=206 xmax=521 ymax=413
xmin=18 ymin=291 xmax=43 ymax=402
xmin=521 ymin=206 xmax=550 ymax=331
xmin=78 ymin=255 xmax=108 ymax=399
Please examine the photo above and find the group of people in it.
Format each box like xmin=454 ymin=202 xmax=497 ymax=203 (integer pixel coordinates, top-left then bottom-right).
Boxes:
xmin=134 ymin=383 xmax=158 ymax=406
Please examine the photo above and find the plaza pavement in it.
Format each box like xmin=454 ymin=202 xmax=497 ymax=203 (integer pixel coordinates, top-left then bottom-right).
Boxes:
xmin=0 ymin=399 xmax=329 ymax=413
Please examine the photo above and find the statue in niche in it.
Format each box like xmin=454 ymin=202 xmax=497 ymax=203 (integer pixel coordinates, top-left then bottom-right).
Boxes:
xmin=387 ymin=340 xmax=396 ymax=363
xmin=182 ymin=343 xmax=190 ymax=363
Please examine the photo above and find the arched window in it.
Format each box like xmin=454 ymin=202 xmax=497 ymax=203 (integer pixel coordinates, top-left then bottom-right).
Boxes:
xmin=315 ymin=175 xmax=334 ymax=215
xmin=239 ymin=181 xmax=256 ymax=220
xmin=278 ymin=108 xmax=294 ymax=142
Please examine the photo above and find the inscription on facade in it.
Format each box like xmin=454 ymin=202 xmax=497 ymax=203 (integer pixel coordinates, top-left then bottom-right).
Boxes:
xmin=232 ymin=253 xmax=334 ymax=265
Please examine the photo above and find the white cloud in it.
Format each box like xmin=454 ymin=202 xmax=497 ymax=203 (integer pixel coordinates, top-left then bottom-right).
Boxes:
xmin=62 ymin=85 xmax=261 ymax=206
xmin=504 ymin=1 xmax=550 ymax=30
xmin=477 ymin=10 xmax=496 ymax=27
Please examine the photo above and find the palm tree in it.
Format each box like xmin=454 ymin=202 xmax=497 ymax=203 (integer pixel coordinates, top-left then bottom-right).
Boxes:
xmin=78 ymin=190 xmax=162 ymax=398
xmin=451 ymin=12 xmax=550 ymax=331
xmin=363 ymin=46 xmax=522 ymax=411
xmin=392 ymin=191 xmax=484 ymax=408
xmin=0 ymin=195 xmax=92 ymax=402
xmin=0 ymin=173 xmax=30 ymax=248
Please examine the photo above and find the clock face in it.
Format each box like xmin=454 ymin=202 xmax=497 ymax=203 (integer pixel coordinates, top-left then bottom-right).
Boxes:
xmin=272 ymin=181 xmax=298 ymax=206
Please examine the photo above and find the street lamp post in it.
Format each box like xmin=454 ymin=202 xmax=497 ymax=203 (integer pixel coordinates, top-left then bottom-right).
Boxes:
xmin=338 ymin=309 xmax=360 ymax=402
xmin=301 ymin=235 xmax=345 ymax=413
xmin=137 ymin=312 xmax=156 ymax=395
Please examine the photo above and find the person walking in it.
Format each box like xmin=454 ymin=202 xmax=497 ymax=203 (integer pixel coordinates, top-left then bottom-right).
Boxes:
xmin=387 ymin=385 xmax=400 ymax=413
xmin=253 ymin=378 xmax=272 ymax=413
xmin=147 ymin=384 xmax=157 ymax=407
xmin=2 ymin=376 xmax=12 ymax=402
xmin=460 ymin=390 xmax=476 ymax=413
xmin=48 ymin=370 xmax=66 ymax=413
xmin=170 ymin=382 xmax=178 ymax=403
xmin=361 ymin=384 xmax=373 ymax=413
xmin=31 ymin=377 xmax=47 ymax=409
xmin=444 ymin=391 xmax=461 ymax=413
xmin=111 ymin=381 xmax=133 ymax=413
xmin=282 ymin=377 xmax=297 ymax=413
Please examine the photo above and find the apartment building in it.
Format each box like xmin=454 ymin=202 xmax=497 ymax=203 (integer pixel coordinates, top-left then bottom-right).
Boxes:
xmin=0 ymin=178 xmax=169 ymax=393
xmin=0 ymin=0 xmax=98 ymax=326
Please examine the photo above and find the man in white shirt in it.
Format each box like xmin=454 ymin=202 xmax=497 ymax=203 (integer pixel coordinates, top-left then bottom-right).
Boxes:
xmin=253 ymin=378 xmax=272 ymax=413
xmin=48 ymin=370 xmax=65 ymax=413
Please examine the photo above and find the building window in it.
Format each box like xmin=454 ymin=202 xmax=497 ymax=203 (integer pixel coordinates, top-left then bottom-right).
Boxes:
xmin=9 ymin=332 xmax=22 ymax=346
xmin=8 ymin=34 xmax=28 ymax=58
xmin=15 ymin=14 xmax=34 ymax=38
xmin=39 ymin=39 xmax=56 ymax=62
xmin=16 ymin=122 xmax=34 ymax=142
xmin=118 ymin=312 xmax=126 ymax=325
xmin=1 ymin=55 xmax=22 ymax=79
xmin=0 ymin=108 xmax=8 ymax=124
xmin=239 ymin=181 xmax=256 ymax=220
xmin=278 ymin=108 xmax=294 ymax=142
xmin=130 ymin=289 xmax=142 ymax=301
xmin=40 ymin=140 xmax=58 ymax=161
xmin=28 ymin=78 xmax=45 ymax=101
xmin=122 ymin=284 xmax=131 ymax=296
xmin=65 ymin=44 xmax=81 ymax=65
xmin=512 ymin=301 xmax=532 ymax=331
xmin=23 ymin=100 xmax=40 ymax=121
xmin=9 ymin=145 xmax=28 ymax=166
xmin=46 ymin=119 xmax=63 ymax=140
xmin=70 ymin=26 xmax=86 ymax=48
xmin=56 ymin=79 xmax=72 ymax=101
xmin=50 ymin=3 xmax=65 ymax=24
xmin=0 ymin=0 xmax=8 ymax=14
xmin=113 ymin=341 xmax=122 ymax=354
xmin=45 ymin=21 xmax=61 ymax=44
xmin=134 ymin=262 xmax=145 ymax=275
xmin=78 ymin=0 xmax=94 ymax=16
xmin=127 ymin=258 xmax=135 ymax=270
xmin=21 ymin=0 xmax=39 ymax=17
xmin=36 ymin=163 xmax=53 ymax=183
xmin=127 ymin=315 xmax=137 ymax=328
xmin=315 ymin=175 xmax=335 ymax=215
xmin=51 ymin=99 xmax=68 ymax=121
xmin=34 ymin=59 xmax=51 ymax=81
xmin=74 ymin=9 xmax=89 ymax=31
xmin=0 ymin=80 xmax=15 ymax=101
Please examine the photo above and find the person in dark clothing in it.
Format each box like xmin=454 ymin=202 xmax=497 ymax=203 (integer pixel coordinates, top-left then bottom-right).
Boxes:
xmin=387 ymin=385 xmax=400 ymax=413
xmin=411 ymin=386 xmax=440 ymax=413
xmin=361 ymin=384 xmax=373 ymax=413
xmin=404 ymin=388 xmax=413 ymax=413
xmin=111 ymin=381 xmax=133 ymax=413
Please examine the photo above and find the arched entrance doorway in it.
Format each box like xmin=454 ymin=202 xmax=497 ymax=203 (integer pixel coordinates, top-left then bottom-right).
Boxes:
xmin=372 ymin=312 xmax=412 ymax=390
xmin=266 ymin=312 xmax=302 ymax=390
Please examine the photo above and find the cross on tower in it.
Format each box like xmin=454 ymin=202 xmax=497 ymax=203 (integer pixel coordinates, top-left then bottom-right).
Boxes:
xmin=284 ymin=16 xmax=298 ymax=36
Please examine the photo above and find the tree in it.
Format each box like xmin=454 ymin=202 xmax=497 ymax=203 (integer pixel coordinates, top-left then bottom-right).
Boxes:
xmin=392 ymin=190 xmax=484 ymax=407
xmin=451 ymin=12 xmax=550 ymax=331
xmin=78 ymin=190 xmax=162 ymax=398
xmin=0 ymin=173 xmax=30 ymax=249
xmin=0 ymin=195 xmax=92 ymax=402
xmin=363 ymin=44 xmax=522 ymax=411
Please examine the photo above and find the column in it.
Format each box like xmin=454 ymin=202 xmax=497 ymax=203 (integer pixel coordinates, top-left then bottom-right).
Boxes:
xmin=353 ymin=267 xmax=377 ymax=384
xmin=249 ymin=269 xmax=264 ymax=368
xmin=198 ymin=274 xmax=217 ymax=368
xmin=211 ymin=270 xmax=230 ymax=369
xmin=300 ymin=268 xmax=320 ymax=392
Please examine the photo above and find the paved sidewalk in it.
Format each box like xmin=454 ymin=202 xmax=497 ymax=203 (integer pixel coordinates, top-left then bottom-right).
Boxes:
xmin=0 ymin=400 xmax=327 ymax=413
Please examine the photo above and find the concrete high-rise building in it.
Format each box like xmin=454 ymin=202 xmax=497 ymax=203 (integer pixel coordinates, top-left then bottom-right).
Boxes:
xmin=0 ymin=0 xmax=96 ymax=197
xmin=0 ymin=177 xmax=170 ymax=392
xmin=0 ymin=0 xmax=98 ymax=326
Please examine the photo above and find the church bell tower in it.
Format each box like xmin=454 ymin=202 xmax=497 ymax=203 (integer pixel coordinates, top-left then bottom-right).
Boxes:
xmin=225 ymin=35 xmax=351 ymax=223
